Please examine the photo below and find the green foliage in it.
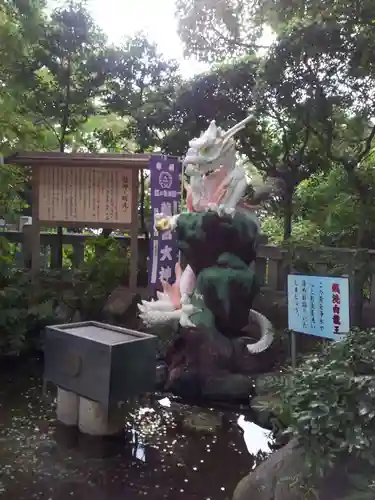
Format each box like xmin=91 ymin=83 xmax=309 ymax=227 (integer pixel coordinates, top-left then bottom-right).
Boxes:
xmin=162 ymin=56 xmax=258 ymax=156
xmin=296 ymin=165 xmax=375 ymax=248
xmin=0 ymin=235 xmax=59 ymax=355
xmin=0 ymin=165 xmax=28 ymax=218
xmin=174 ymin=0 xmax=375 ymax=244
xmin=26 ymin=2 xmax=113 ymax=151
xmin=59 ymin=236 xmax=129 ymax=320
xmin=260 ymin=161 xmax=375 ymax=248
xmin=0 ymin=236 xmax=17 ymax=280
xmin=261 ymin=215 xmax=321 ymax=245
xmin=0 ymin=235 xmax=129 ymax=356
xmin=0 ymin=277 xmax=57 ymax=356
xmin=175 ymin=0 xmax=262 ymax=62
xmin=105 ymin=33 xmax=180 ymax=151
xmin=267 ymin=329 xmax=375 ymax=479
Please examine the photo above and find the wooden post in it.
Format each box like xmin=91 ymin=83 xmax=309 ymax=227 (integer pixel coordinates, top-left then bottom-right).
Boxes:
xmin=71 ymin=239 xmax=85 ymax=269
xmin=267 ymin=259 xmax=282 ymax=290
xmin=31 ymin=165 xmax=41 ymax=278
xmin=50 ymin=236 xmax=61 ymax=268
xmin=255 ymin=257 xmax=267 ymax=286
xmin=22 ymin=223 xmax=33 ymax=268
xmin=129 ymin=169 xmax=139 ymax=292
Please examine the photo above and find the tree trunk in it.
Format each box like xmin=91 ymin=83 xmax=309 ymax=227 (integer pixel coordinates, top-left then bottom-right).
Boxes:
xmin=283 ymin=190 xmax=293 ymax=241
xmin=56 ymin=56 xmax=71 ymax=268
xmin=56 ymin=134 xmax=65 ymax=268
xmin=139 ymin=168 xmax=148 ymax=240
xmin=356 ymin=197 xmax=367 ymax=249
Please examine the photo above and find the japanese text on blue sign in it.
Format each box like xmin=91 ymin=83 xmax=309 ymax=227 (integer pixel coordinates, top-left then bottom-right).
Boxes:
xmin=287 ymin=275 xmax=350 ymax=340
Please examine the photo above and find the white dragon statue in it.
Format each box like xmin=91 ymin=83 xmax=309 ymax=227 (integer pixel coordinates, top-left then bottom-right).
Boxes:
xmin=138 ymin=116 xmax=274 ymax=354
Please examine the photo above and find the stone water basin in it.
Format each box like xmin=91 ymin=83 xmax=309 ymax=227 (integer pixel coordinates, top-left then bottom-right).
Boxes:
xmin=0 ymin=358 xmax=274 ymax=499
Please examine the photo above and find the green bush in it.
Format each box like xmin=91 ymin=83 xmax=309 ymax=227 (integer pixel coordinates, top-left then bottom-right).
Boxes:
xmin=0 ymin=235 xmax=130 ymax=356
xmin=0 ymin=271 xmax=59 ymax=355
xmin=70 ymin=236 xmax=129 ymax=319
xmin=268 ymin=329 xmax=375 ymax=478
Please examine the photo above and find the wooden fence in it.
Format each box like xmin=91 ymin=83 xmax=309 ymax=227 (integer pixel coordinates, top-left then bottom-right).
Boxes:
xmin=1 ymin=229 xmax=375 ymax=326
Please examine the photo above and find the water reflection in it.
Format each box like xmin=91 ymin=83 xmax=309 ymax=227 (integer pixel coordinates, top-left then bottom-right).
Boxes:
xmin=237 ymin=415 xmax=274 ymax=469
xmin=237 ymin=415 xmax=273 ymax=455
xmin=0 ymin=360 xmax=273 ymax=499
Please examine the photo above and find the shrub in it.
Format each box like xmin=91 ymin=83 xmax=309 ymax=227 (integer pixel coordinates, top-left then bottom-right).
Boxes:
xmin=268 ymin=329 xmax=375 ymax=478
xmin=0 ymin=235 xmax=130 ymax=356
xmin=0 ymin=271 xmax=59 ymax=355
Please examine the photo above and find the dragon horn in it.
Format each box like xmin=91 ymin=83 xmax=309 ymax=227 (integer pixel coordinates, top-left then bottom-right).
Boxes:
xmin=222 ymin=115 xmax=252 ymax=141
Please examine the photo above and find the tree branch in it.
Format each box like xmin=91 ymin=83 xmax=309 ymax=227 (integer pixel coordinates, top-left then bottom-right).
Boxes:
xmin=33 ymin=113 xmax=60 ymax=146
xmin=358 ymin=123 xmax=375 ymax=163
xmin=210 ymin=24 xmax=269 ymax=52
xmin=297 ymin=109 xmax=312 ymax=161
xmin=265 ymin=104 xmax=291 ymax=161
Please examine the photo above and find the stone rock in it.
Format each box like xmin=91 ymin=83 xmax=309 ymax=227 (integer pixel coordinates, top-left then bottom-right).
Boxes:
xmin=182 ymin=410 xmax=223 ymax=434
xmin=54 ymin=303 xmax=74 ymax=323
xmin=164 ymin=326 xmax=276 ymax=403
xmin=102 ymin=286 xmax=135 ymax=318
xmin=149 ymin=324 xmax=178 ymax=358
xmin=71 ymin=310 xmax=81 ymax=323
xmin=232 ymin=439 xmax=371 ymax=500
xmin=233 ymin=338 xmax=279 ymax=375
xmin=202 ymin=373 xmax=255 ymax=402
xmin=54 ymin=298 xmax=81 ymax=324
xmin=233 ymin=439 xmax=305 ymax=500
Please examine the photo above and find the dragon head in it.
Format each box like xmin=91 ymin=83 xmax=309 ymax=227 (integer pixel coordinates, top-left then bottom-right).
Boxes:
xmin=183 ymin=116 xmax=252 ymax=176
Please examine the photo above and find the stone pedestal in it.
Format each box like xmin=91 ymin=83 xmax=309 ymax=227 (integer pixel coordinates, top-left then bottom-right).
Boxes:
xmin=78 ymin=397 xmax=125 ymax=436
xmin=56 ymin=387 xmax=79 ymax=426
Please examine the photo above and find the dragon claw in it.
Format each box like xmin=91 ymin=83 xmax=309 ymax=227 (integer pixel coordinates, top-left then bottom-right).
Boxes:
xmin=207 ymin=203 xmax=218 ymax=212
xmin=205 ymin=203 xmax=235 ymax=217
xmin=223 ymin=207 xmax=235 ymax=217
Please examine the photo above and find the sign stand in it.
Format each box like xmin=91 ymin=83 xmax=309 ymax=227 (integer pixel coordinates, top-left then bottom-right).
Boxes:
xmin=290 ymin=330 xmax=297 ymax=369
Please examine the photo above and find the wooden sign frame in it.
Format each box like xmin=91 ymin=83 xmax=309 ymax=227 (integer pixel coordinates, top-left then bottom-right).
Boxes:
xmin=5 ymin=152 xmax=153 ymax=292
xmin=38 ymin=165 xmax=134 ymax=228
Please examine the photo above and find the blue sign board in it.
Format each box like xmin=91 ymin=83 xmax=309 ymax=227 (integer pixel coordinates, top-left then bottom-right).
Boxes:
xmin=287 ymin=275 xmax=350 ymax=341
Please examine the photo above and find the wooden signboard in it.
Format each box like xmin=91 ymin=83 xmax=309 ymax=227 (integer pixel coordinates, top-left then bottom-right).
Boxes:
xmin=4 ymin=152 xmax=152 ymax=290
xmin=38 ymin=165 xmax=133 ymax=226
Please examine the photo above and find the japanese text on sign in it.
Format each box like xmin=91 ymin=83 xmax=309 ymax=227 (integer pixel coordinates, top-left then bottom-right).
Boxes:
xmin=332 ymin=283 xmax=341 ymax=334
xmin=38 ymin=165 xmax=132 ymax=225
xmin=149 ymin=156 xmax=181 ymax=286
xmin=287 ymin=275 xmax=350 ymax=340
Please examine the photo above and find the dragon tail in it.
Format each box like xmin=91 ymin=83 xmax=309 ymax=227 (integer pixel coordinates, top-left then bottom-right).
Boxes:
xmin=245 ymin=309 xmax=274 ymax=354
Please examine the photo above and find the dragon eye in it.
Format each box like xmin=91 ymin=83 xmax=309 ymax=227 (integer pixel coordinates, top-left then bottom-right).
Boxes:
xmin=199 ymin=147 xmax=210 ymax=154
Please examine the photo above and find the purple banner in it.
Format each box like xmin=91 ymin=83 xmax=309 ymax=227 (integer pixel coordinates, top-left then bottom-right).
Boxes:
xmin=149 ymin=155 xmax=181 ymax=286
